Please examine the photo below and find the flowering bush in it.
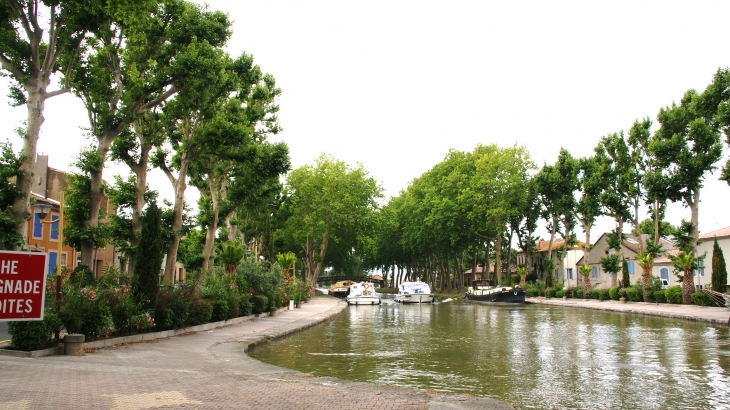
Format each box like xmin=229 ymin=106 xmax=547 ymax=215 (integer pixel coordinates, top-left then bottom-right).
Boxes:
xmin=59 ymin=283 xmax=113 ymax=341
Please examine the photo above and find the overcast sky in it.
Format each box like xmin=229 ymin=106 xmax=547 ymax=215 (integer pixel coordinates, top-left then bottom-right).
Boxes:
xmin=3 ymin=0 xmax=730 ymax=241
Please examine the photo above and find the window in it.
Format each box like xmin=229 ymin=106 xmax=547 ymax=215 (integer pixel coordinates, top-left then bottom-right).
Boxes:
xmin=698 ymin=259 xmax=705 ymax=276
xmin=660 ymin=268 xmax=669 ymax=280
xmin=32 ymin=211 xmax=43 ymax=239
xmin=591 ymin=266 xmax=598 ymax=278
xmin=627 ymin=262 xmax=634 ymax=275
xmin=50 ymin=214 xmax=59 ymax=241
xmin=567 ymin=268 xmax=574 ymax=280
xmin=48 ymin=251 xmax=57 ymax=275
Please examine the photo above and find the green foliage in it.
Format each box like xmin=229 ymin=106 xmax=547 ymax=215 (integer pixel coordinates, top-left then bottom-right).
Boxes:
xmin=236 ymin=258 xmax=283 ymax=302
xmin=555 ymin=290 xmax=565 ymax=298
xmin=621 ymin=258 xmax=630 ymax=288
xmin=600 ymin=254 xmax=620 ymax=277
xmin=250 ymin=295 xmax=269 ymax=314
xmin=63 ymin=170 xmax=112 ymax=251
xmin=665 ymin=286 xmax=683 ymax=304
xmin=280 ymin=154 xmax=382 ymax=283
xmin=132 ymin=202 xmax=165 ymax=309
xmin=69 ymin=264 xmax=95 ymax=287
xmin=571 ymin=286 xmax=583 ymax=298
xmin=626 ymin=284 xmax=643 ymax=302
xmin=8 ymin=312 xmax=61 ymax=351
xmin=609 ymin=286 xmax=620 ymax=301
xmin=178 ymin=229 xmax=207 ymax=270
xmin=596 ymin=289 xmax=610 ymax=301
xmin=654 ymin=290 xmax=667 ymax=303
xmin=201 ymin=270 xmax=239 ymax=320
xmin=0 ymin=141 xmax=24 ymax=248
xmin=58 ymin=283 xmax=113 ymax=341
xmin=690 ymin=291 xmax=713 ymax=306
xmin=711 ymin=237 xmax=728 ymax=292
xmin=219 ymin=241 xmax=246 ymax=269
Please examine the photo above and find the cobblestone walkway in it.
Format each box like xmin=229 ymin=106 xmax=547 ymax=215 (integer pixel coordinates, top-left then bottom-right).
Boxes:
xmin=0 ymin=297 xmax=513 ymax=410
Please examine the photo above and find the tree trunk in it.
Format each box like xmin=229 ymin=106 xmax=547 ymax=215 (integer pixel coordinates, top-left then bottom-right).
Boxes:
xmin=682 ymin=267 xmax=694 ymax=305
xmin=484 ymin=240 xmax=491 ymax=281
xmin=162 ymin=152 xmax=189 ymax=281
xmin=642 ymin=264 xmax=652 ymax=302
xmin=201 ymin=174 xmax=220 ymax=271
xmin=582 ymin=273 xmax=591 ymax=297
xmin=494 ymin=233 xmax=503 ymax=284
xmin=12 ymin=86 xmax=47 ymax=247
xmin=80 ymin=134 xmax=115 ymax=268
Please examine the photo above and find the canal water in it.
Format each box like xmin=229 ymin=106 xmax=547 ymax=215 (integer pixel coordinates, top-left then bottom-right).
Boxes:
xmin=249 ymin=297 xmax=730 ymax=410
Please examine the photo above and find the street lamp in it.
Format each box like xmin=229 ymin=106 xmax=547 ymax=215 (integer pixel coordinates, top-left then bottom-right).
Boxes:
xmin=32 ymin=193 xmax=65 ymax=343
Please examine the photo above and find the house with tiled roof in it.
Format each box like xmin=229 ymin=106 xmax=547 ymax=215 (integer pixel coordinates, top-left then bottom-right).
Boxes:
xmin=515 ymin=238 xmax=584 ymax=285
xmin=576 ymin=233 xmax=676 ymax=290
xmin=697 ymin=226 xmax=730 ymax=291
xmin=463 ymin=263 xmax=518 ymax=284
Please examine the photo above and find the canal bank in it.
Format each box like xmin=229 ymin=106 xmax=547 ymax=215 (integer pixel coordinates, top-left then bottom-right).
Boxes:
xmin=0 ymin=296 xmax=514 ymax=410
xmin=526 ymin=296 xmax=730 ymax=326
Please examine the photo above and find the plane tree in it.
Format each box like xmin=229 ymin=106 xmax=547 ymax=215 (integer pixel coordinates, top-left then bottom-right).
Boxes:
xmin=280 ymin=155 xmax=381 ymax=286
xmin=64 ymin=0 xmax=231 ymax=267
xmin=0 ymin=0 xmax=127 ymax=243
xmin=648 ymin=87 xmax=723 ymax=303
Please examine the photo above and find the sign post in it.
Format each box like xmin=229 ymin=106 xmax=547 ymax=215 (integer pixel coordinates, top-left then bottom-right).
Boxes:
xmin=0 ymin=251 xmax=48 ymax=321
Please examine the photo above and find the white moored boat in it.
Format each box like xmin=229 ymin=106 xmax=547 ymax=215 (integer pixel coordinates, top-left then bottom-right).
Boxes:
xmin=395 ymin=281 xmax=434 ymax=304
xmin=346 ymin=282 xmax=381 ymax=305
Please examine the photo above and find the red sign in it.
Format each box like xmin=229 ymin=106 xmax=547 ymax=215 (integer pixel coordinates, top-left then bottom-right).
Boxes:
xmin=0 ymin=251 xmax=48 ymax=321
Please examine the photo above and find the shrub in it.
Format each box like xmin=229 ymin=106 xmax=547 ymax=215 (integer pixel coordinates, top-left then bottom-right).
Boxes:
xmin=618 ymin=287 xmax=628 ymax=300
xmin=645 ymin=290 xmax=655 ymax=303
xmin=665 ymin=286 xmax=683 ymax=304
xmin=189 ymin=299 xmax=213 ymax=325
xmin=571 ymin=287 xmax=583 ymax=299
xmin=585 ymin=289 xmax=594 ymax=299
xmin=525 ymin=272 xmax=538 ymax=283
xmin=626 ymin=286 xmax=642 ymax=302
xmin=238 ymin=294 xmax=253 ymax=316
xmin=69 ymin=264 xmax=94 ymax=287
xmin=59 ymin=284 xmax=112 ymax=341
xmin=609 ymin=286 xmax=620 ymax=301
xmin=8 ymin=312 xmax=61 ymax=351
xmin=211 ymin=299 xmax=230 ymax=322
xmin=691 ymin=291 xmax=714 ymax=306
xmin=251 ymin=295 xmax=269 ymax=314
xmin=555 ymin=290 xmax=565 ymax=298
xmin=528 ymin=288 xmax=540 ymax=297
xmin=510 ymin=275 xmax=520 ymax=286
xmin=654 ymin=290 xmax=667 ymax=303
xmin=544 ymin=288 xmax=556 ymax=298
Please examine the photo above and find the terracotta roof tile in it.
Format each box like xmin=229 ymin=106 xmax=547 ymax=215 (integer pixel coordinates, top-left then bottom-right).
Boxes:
xmin=699 ymin=226 xmax=730 ymax=240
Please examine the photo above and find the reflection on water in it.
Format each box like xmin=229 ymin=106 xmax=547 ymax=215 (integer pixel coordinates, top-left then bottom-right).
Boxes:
xmin=249 ymin=298 xmax=730 ymax=409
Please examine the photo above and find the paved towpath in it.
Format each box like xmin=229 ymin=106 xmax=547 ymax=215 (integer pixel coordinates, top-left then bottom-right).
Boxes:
xmin=527 ymin=297 xmax=730 ymax=326
xmin=0 ymin=297 xmax=513 ymax=410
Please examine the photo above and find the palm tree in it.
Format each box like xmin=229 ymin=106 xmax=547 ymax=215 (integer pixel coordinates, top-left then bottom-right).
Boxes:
xmin=579 ymin=264 xmax=592 ymax=298
xmin=219 ymin=241 xmax=246 ymax=286
xmin=669 ymin=251 xmax=695 ymax=305
xmin=517 ymin=266 xmax=527 ymax=287
xmin=637 ymin=253 xmax=654 ymax=302
xmin=276 ymin=251 xmax=297 ymax=283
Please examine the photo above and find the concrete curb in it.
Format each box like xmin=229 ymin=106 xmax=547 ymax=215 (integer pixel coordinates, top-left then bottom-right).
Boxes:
xmin=0 ymin=306 xmax=289 ymax=358
xmin=526 ymin=297 xmax=729 ymax=326
xmin=223 ymin=300 xmax=348 ymax=352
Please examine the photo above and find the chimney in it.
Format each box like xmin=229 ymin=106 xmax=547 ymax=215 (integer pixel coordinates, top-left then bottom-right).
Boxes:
xmin=34 ymin=153 xmax=49 ymax=197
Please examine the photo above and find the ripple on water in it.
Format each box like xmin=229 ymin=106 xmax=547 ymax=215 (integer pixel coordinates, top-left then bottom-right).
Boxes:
xmin=249 ymin=301 xmax=730 ymax=410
